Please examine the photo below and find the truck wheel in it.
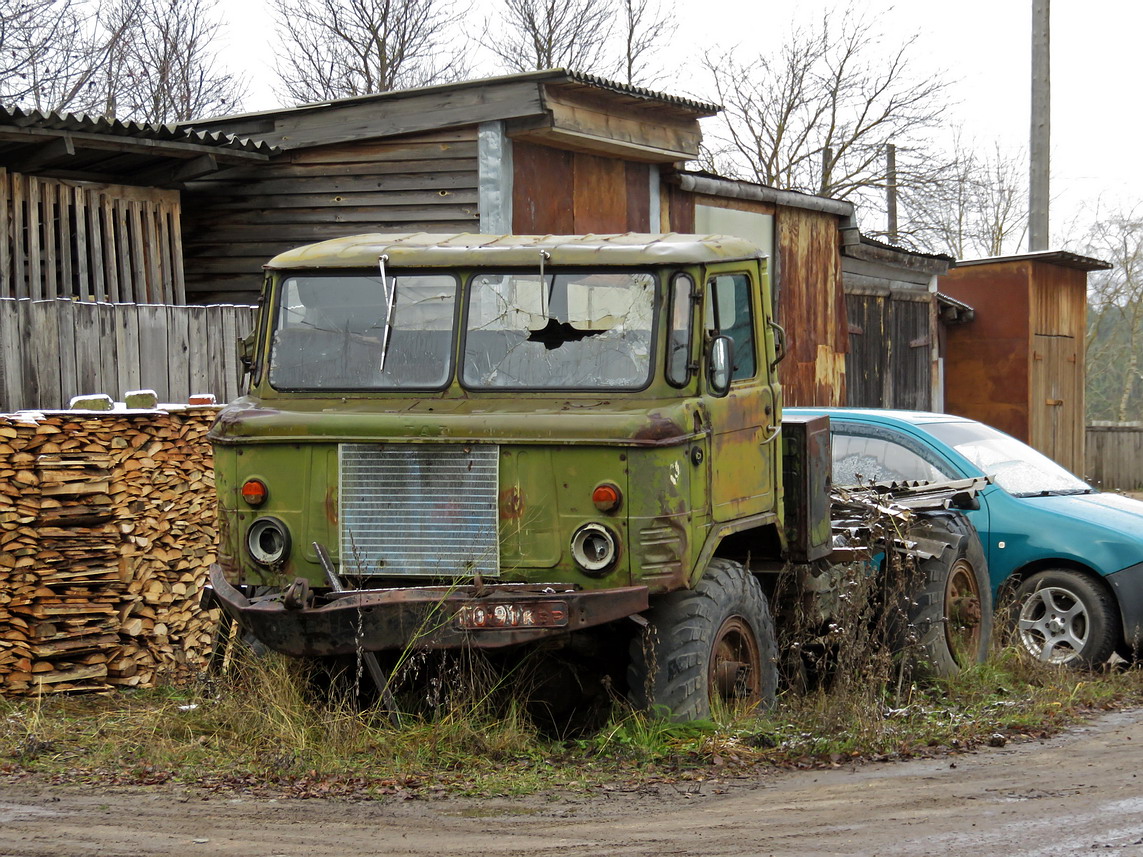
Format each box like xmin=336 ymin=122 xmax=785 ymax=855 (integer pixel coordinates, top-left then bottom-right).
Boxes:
xmin=899 ymin=513 xmax=992 ymax=678
xmin=1013 ymin=570 xmax=1119 ymax=667
xmin=628 ymin=558 xmax=778 ymax=722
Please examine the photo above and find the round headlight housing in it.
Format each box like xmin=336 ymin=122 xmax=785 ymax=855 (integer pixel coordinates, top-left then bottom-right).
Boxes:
xmin=246 ymin=517 xmax=291 ymax=566
xmin=571 ymin=523 xmax=618 ymax=576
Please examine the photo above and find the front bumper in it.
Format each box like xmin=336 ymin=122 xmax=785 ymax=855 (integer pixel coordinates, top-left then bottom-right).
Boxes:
xmin=205 ymin=565 xmax=649 ymax=657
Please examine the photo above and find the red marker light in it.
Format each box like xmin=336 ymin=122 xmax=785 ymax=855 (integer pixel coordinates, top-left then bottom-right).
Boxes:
xmin=592 ymin=483 xmax=621 ymax=512
xmin=241 ymin=479 xmax=268 ymax=506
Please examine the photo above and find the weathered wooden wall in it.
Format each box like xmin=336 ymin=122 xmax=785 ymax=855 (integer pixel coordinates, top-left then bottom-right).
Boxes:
xmin=511 ymin=142 xmax=651 ymax=233
xmin=182 ymin=129 xmax=481 ymax=301
xmin=0 ymin=298 xmax=255 ymax=412
xmin=0 ymin=170 xmax=183 ymax=304
xmin=1085 ymin=423 xmax=1143 ymax=491
xmin=845 ymin=291 xmax=932 ymax=410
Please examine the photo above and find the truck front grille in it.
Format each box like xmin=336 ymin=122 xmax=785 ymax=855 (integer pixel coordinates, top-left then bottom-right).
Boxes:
xmin=339 ymin=443 xmax=500 ymax=577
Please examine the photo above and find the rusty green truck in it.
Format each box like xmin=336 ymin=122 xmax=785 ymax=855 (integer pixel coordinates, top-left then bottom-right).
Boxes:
xmin=206 ymin=232 xmax=987 ymax=721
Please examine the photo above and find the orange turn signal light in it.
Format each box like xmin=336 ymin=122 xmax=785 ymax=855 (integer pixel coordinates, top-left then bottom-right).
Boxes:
xmin=241 ymin=478 xmax=268 ymax=506
xmin=592 ymin=483 xmax=621 ymax=512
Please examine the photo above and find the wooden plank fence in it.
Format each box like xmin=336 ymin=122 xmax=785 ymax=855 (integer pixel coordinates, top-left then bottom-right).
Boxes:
xmin=0 ymin=169 xmax=185 ymax=304
xmin=0 ymin=298 xmax=256 ymax=412
xmin=1086 ymin=423 xmax=1143 ymax=492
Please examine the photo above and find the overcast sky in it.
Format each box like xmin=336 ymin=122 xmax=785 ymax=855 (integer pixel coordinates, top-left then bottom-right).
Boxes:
xmin=218 ymin=0 xmax=1141 ymax=247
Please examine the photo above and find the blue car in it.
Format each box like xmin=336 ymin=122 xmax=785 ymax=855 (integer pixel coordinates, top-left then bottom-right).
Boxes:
xmin=787 ymin=408 xmax=1143 ymax=666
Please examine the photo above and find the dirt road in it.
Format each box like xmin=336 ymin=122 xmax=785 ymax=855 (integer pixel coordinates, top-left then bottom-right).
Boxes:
xmin=4 ymin=709 xmax=1143 ymax=857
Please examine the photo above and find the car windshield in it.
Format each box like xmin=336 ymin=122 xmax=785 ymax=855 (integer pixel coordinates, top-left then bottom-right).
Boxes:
xmin=462 ymin=270 xmax=655 ymax=389
xmin=269 ymin=273 xmax=457 ymax=390
xmin=924 ymin=421 xmax=1092 ymax=497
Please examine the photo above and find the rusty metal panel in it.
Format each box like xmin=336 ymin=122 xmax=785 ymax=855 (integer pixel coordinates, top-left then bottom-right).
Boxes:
xmin=940 ymin=262 xmax=1033 ymax=442
xmin=782 ymin=413 xmax=832 ymax=562
xmin=339 ymin=442 xmax=500 ymax=577
xmin=775 ymin=207 xmax=846 ymax=406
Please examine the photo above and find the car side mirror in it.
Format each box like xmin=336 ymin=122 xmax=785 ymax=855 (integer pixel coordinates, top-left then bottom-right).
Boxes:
xmin=708 ymin=335 xmax=733 ymax=397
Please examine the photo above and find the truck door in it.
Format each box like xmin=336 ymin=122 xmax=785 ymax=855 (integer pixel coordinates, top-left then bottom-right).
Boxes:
xmin=703 ymin=267 xmax=780 ymax=522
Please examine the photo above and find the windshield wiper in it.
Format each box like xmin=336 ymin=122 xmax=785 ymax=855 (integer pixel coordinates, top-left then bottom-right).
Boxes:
xmin=377 ymin=253 xmax=397 ymax=371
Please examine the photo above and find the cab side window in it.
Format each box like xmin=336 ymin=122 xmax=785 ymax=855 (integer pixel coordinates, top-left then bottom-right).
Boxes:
xmin=705 ymin=273 xmax=755 ymax=381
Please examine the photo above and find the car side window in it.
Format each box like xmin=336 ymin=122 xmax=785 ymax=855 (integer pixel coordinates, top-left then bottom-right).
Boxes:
xmin=704 ymin=273 xmax=755 ymax=381
xmin=832 ymin=430 xmax=956 ymax=486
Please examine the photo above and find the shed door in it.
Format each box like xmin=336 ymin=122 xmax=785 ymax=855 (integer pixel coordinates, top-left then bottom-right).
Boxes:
xmin=845 ymin=293 xmax=931 ymax=410
xmin=1030 ymin=334 xmax=1082 ymax=472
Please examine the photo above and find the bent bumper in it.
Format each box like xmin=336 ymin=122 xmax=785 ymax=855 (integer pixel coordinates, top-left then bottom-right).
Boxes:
xmin=205 ymin=565 xmax=649 ymax=657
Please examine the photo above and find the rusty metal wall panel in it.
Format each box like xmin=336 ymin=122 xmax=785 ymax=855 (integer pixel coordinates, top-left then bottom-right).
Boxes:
xmin=941 ymin=262 xmax=1033 ymax=442
xmin=339 ymin=442 xmax=500 ymax=577
xmin=776 ymin=206 xmax=845 ymax=406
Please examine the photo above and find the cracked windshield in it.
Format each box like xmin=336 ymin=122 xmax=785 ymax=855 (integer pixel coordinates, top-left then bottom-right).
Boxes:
xmin=269 ymin=273 xmax=457 ymax=389
xmin=463 ymin=270 xmax=655 ymax=388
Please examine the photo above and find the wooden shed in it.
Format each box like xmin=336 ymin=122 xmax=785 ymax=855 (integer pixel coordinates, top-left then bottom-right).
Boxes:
xmin=182 ymin=71 xmax=855 ymax=407
xmin=842 ymin=236 xmax=952 ymax=411
xmin=181 ymin=70 xmax=717 ymax=302
xmin=0 ymin=106 xmax=273 ymax=304
xmin=939 ymin=251 xmax=1111 ymax=472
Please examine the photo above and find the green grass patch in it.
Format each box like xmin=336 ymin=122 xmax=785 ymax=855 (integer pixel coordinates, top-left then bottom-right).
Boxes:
xmin=3 ymin=646 xmax=1143 ymax=798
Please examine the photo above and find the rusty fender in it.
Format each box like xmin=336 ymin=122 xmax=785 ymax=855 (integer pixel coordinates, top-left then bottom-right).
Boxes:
xmin=206 ymin=565 xmax=649 ymax=657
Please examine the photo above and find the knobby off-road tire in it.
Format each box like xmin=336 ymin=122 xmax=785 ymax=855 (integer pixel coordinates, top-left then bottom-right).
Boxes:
xmin=628 ymin=558 xmax=778 ymax=722
xmin=899 ymin=512 xmax=992 ymax=678
xmin=1013 ymin=569 xmax=1120 ymax=667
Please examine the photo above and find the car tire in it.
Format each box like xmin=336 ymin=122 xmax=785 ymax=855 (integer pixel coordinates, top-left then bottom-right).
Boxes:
xmin=628 ymin=558 xmax=778 ymax=722
xmin=898 ymin=512 xmax=993 ymax=678
xmin=1013 ymin=570 xmax=1120 ymax=667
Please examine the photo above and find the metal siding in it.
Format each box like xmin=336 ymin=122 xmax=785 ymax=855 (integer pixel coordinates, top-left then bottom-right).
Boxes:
xmin=775 ymin=206 xmax=845 ymax=406
xmin=339 ymin=443 xmax=500 ymax=578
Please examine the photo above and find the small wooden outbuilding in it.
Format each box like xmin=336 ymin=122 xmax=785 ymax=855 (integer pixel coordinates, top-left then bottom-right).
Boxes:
xmin=939 ymin=251 xmax=1111 ymax=473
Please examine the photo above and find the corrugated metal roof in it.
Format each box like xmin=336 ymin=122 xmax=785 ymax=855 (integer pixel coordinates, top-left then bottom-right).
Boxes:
xmin=266 ymin=232 xmax=766 ymax=270
xmin=0 ymin=105 xmax=277 ymax=155
xmin=186 ymin=69 xmax=719 ymax=127
xmin=953 ymin=250 xmax=1111 ymax=272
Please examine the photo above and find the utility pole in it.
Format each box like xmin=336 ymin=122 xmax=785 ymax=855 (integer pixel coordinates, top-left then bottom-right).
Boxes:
xmin=886 ymin=143 xmax=898 ymax=243
xmin=1029 ymin=0 xmax=1050 ymax=250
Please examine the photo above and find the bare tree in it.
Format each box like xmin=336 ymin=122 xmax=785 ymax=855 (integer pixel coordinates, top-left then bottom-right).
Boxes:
xmin=271 ymin=0 xmax=467 ymax=104
xmin=487 ymin=0 xmax=614 ymax=73
xmin=92 ymin=0 xmax=245 ymax=122
xmin=617 ymin=0 xmax=675 ymax=85
xmin=1080 ymin=208 xmax=1143 ymax=422
xmin=896 ymin=136 xmax=1027 ymax=258
xmin=701 ymin=8 xmax=950 ymax=209
xmin=0 ymin=0 xmax=244 ymax=122
xmin=0 ymin=0 xmax=95 ymax=108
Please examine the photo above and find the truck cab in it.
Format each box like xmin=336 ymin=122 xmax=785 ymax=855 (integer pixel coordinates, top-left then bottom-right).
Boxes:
xmin=208 ymin=232 xmax=798 ymax=720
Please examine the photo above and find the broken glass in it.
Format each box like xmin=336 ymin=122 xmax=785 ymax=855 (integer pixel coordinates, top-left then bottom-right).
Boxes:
xmin=462 ymin=271 xmax=655 ymax=389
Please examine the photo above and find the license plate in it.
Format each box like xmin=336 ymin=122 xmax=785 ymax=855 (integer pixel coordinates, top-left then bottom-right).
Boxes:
xmin=455 ymin=601 xmax=569 ymax=630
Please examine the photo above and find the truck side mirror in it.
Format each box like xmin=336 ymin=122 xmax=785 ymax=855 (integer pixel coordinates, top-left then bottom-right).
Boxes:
xmin=708 ymin=335 xmax=733 ymax=397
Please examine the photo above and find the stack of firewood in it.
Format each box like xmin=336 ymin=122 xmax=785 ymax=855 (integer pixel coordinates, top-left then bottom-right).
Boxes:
xmin=0 ymin=408 xmax=220 ymax=696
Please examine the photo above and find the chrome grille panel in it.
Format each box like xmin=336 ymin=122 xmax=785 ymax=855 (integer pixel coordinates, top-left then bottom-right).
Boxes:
xmin=339 ymin=443 xmax=499 ymax=577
